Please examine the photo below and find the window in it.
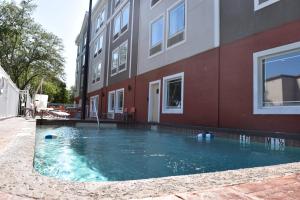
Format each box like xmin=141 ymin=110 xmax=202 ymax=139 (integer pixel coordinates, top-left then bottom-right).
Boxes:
xmin=92 ymin=63 xmax=101 ymax=83
xmin=115 ymin=89 xmax=124 ymax=113
xmin=111 ymin=41 xmax=128 ymax=75
xmin=94 ymin=41 xmax=98 ymax=57
xmin=108 ymin=91 xmax=115 ymax=113
xmin=113 ymin=14 xmax=121 ymax=37
xmin=96 ymin=63 xmax=101 ymax=81
xmin=90 ymin=95 xmax=99 ymax=118
xmin=151 ymin=0 xmax=161 ymax=8
xmin=94 ymin=35 xmax=103 ymax=57
xmin=113 ymin=4 xmax=130 ymax=40
xmin=84 ymin=33 xmax=87 ymax=46
xmin=162 ymin=72 xmax=184 ymax=114
xmin=150 ymin=16 xmax=164 ymax=56
xmin=111 ymin=49 xmax=119 ymax=75
xmin=82 ymin=54 xmax=85 ymax=67
xmin=121 ymin=5 xmax=130 ymax=31
xmin=98 ymin=35 xmax=103 ymax=54
xmin=253 ymin=41 xmax=300 ymax=114
xmin=114 ymin=0 xmax=121 ymax=8
xmin=254 ymin=0 xmax=280 ymax=11
xmin=167 ymin=1 xmax=185 ymax=48
xmin=119 ymin=42 xmax=128 ymax=71
xmin=96 ymin=10 xmax=105 ymax=32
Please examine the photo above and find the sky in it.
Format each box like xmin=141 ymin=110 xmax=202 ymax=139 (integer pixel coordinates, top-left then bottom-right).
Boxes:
xmin=15 ymin=0 xmax=99 ymax=89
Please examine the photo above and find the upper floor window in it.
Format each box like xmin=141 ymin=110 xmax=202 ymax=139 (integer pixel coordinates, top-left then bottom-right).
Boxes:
xmin=82 ymin=54 xmax=85 ymax=67
xmin=111 ymin=41 xmax=128 ymax=76
xmin=113 ymin=4 xmax=130 ymax=41
xmin=84 ymin=33 xmax=87 ymax=46
xmin=167 ymin=1 xmax=185 ymax=48
xmin=254 ymin=0 xmax=280 ymax=11
xmin=114 ymin=0 xmax=122 ymax=8
xmin=253 ymin=41 xmax=300 ymax=115
xmin=150 ymin=16 xmax=164 ymax=56
xmin=96 ymin=10 xmax=106 ymax=32
xmin=92 ymin=62 xmax=102 ymax=83
xmin=94 ymin=35 xmax=103 ymax=57
xmin=151 ymin=0 xmax=161 ymax=8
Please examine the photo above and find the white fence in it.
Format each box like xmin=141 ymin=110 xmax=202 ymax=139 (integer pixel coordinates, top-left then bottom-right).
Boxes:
xmin=0 ymin=66 xmax=20 ymax=119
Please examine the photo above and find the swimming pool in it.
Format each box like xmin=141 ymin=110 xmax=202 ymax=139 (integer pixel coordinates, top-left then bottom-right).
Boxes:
xmin=34 ymin=125 xmax=300 ymax=182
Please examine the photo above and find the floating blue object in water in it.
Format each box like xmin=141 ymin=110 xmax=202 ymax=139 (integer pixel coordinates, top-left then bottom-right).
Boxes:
xmin=197 ymin=132 xmax=214 ymax=141
xmin=45 ymin=134 xmax=58 ymax=139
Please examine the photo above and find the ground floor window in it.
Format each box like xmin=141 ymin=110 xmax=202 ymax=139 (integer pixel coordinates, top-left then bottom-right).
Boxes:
xmin=162 ymin=72 xmax=184 ymax=114
xmin=108 ymin=88 xmax=124 ymax=113
xmin=253 ymin=41 xmax=300 ymax=114
xmin=108 ymin=91 xmax=115 ymax=113
xmin=89 ymin=95 xmax=99 ymax=118
xmin=115 ymin=89 xmax=124 ymax=113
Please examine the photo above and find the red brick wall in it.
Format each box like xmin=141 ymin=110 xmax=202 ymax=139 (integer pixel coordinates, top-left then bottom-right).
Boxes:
xmin=135 ymin=48 xmax=220 ymax=127
xmin=219 ymin=20 xmax=300 ymax=133
xmin=104 ymin=78 xmax=136 ymax=114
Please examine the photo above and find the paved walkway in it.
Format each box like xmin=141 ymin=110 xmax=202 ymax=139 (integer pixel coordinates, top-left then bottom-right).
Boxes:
xmin=146 ymin=173 xmax=300 ymax=199
xmin=0 ymin=117 xmax=300 ymax=199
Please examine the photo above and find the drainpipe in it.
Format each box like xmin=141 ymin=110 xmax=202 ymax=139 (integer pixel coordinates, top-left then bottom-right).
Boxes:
xmin=81 ymin=0 xmax=93 ymax=120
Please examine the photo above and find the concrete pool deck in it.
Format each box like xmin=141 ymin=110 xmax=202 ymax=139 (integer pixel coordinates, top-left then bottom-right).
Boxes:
xmin=0 ymin=118 xmax=300 ymax=200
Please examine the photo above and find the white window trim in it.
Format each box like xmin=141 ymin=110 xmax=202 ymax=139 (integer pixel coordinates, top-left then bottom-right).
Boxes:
xmin=113 ymin=3 xmax=130 ymax=43
xmin=148 ymin=14 xmax=165 ymax=58
xmin=253 ymin=41 xmax=300 ymax=115
xmin=150 ymin=0 xmax=161 ymax=9
xmin=254 ymin=0 xmax=280 ymax=11
xmin=162 ymin=72 xmax=184 ymax=114
xmin=111 ymin=40 xmax=128 ymax=76
xmin=166 ymin=0 xmax=187 ymax=50
xmin=108 ymin=91 xmax=116 ymax=113
xmin=115 ymin=88 xmax=125 ymax=113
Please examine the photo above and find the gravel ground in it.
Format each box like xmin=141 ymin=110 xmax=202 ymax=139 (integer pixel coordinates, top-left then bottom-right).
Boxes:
xmin=0 ymin=118 xmax=300 ymax=199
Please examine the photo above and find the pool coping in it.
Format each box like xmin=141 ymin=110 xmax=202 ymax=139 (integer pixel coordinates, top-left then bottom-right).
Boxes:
xmin=1 ymin=118 xmax=300 ymax=199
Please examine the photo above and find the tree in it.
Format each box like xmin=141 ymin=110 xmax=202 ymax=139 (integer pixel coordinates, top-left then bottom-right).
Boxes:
xmin=0 ymin=0 xmax=65 ymax=93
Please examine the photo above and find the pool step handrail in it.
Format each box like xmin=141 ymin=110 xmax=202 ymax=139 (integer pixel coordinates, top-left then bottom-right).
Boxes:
xmin=93 ymin=100 xmax=100 ymax=128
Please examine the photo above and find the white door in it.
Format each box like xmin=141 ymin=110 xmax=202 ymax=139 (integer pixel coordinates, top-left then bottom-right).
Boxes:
xmin=148 ymin=81 xmax=160 ymax=123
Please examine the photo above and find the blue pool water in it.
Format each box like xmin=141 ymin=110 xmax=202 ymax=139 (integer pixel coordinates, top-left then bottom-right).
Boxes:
xmin=34 ymin=126 xmax=300 ymax=182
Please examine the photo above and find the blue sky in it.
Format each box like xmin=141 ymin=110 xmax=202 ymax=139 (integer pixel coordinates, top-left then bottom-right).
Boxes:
xmin=15 ymin=0 xmax=98 ymax=88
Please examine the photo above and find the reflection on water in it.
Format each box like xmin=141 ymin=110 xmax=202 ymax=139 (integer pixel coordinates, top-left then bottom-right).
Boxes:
xmin=34 ymin=126 xmax=300 ymax=182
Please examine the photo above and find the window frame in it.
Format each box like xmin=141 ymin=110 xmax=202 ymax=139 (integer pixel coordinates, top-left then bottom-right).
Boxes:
xmin=95 ymin=62 xmax=102 ymax=82
xmin=150 ymin=0 xmax=161 ymax=9
xmin=113 ymin=3 xmax=130 ymax=42
xmin=115 ymin=88 xmax=125 ymax=113
xmin=162 ymin=72 xmax=184 ymax=114
xmin=111 ymin=40 xmax=128 ymax=76
xmin=166 ymin=0 xmax=187 ymax=49
xmin=149 ymin=14 xmax=165 ymax=58
xmin=254 ymin=0 xmax=280 ymax=11
xmin=113 ymin=13 xmax=121 ymax=38
xmin=108 ymin=91 xmax=116 ymax=113
xmin=253 ymin=41 xmax=300 ymax=115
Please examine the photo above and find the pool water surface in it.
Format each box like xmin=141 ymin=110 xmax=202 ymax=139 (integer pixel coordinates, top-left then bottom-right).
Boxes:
xmin=34 ymin=126 xmax=300 ymax=182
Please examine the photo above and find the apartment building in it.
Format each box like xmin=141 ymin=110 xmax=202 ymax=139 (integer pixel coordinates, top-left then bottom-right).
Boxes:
xmin=74 ymin=13 xmax=88 ymax=106
xmin=74 ymin=0 xmax=300 ymax=133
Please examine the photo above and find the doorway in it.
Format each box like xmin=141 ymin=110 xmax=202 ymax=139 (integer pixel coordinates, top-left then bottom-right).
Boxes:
xmin=148 ymin=80 xmax=161 ymax=123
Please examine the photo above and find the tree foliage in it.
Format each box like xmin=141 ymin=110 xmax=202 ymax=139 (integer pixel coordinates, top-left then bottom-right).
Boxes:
xmin=0 ymin=0 xmax=66 ymax=100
